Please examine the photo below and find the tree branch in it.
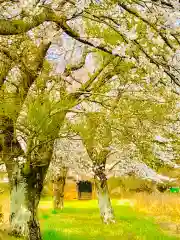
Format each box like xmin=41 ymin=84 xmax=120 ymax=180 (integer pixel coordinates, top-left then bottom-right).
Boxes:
xmin=58 ymin=20 xmax=126 ymax=58
xmin=0 ymin=7 xmax=52 ymax=35
xmin=118 ymin=2 xmax=175 ymax=50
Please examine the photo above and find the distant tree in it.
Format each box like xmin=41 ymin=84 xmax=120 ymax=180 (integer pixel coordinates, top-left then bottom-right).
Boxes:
xmin=47 ymin=133 xmax=93 ymax=209
xmin=63 ymin=64 xmax=179 ymax=223
xmin=51 ymin=164 xmax=68 ymax=210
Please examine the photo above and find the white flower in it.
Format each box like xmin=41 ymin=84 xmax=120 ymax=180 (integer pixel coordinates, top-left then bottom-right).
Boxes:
xmin=125 ymin=28 xmax=137 ymax=40
xmin=112 ymin=44 xmax=127 ymax=56
xmin=75 ymin=0 xmax=91 ymax=11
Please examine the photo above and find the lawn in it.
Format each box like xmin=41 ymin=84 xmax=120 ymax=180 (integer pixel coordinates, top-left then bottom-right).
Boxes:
xmin=1 ymin=191 xmax=180 ymax=240
xmin=38 ymin=200 xmax=179 ymax=240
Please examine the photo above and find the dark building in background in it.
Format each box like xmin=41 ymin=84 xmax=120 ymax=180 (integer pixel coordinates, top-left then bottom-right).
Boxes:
xmin=76 ymin=181 xmax=92 ymax=200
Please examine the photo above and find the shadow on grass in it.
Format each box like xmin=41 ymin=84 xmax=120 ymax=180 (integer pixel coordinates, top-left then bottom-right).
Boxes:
xmin=39 ymin=207 xmax=99 ymax=217
xmin=52 ymin=207 xmax=98 ymax=214
xmin=42 ymin=230 xmax=81 ymax=240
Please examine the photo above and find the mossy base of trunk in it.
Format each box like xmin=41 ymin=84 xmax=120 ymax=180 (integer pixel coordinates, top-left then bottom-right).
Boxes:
xmin=8 ymin=164 xmax=47 ymax=240
xmin=9 ymin=183 xmax=42 ymax=240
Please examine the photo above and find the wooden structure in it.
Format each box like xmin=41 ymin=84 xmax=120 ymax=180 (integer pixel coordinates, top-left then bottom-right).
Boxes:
xmin=76 ymin=181 xmax=92 ymax=200
xmin=61 ymin=170 xmax=96 ymax=200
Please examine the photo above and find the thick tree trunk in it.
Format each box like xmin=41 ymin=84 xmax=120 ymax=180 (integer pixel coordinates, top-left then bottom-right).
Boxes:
xmin=8 ymin=162 xmax=49 ymax=240
xmin=1 ymin=113 xmax=66 ymax=238
xmin=53 ymin=167 xmax=68 ymax=210
xmin=94 ymin=165 xmax=115 ymax=224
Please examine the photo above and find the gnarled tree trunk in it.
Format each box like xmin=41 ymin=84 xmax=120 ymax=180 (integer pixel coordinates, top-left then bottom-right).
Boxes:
xmin=8 ymin=162 xmax=49 ymax=240
xmin=53 ymin=167 xmax=68 ymax=210
xmin=94 ymin=164 xmax=115 ymax=224
xmin=1 ymin=125 xmax=43 ymax=239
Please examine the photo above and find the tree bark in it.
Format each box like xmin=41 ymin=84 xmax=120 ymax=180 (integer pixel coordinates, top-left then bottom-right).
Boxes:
xmin=53 ymin=167 xmax=68 ymax=210
xmin=94 ymin=165 xmax=115 ymax=224
xmin=8 ymin=161 xmax=49 ymax=240
xmin=0 ymin=118 xmax=46 ymax=240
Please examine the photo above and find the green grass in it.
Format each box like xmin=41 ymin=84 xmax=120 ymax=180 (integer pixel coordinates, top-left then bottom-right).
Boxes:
xmin=39 ymin=200 xmax=179 ymax=240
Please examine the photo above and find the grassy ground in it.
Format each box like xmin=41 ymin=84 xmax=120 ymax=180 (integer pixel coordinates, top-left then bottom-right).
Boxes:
xmin=39 ymin=199 xmax=179 ymax=240
xmin=1 ymin=187 xmax=180 ymax=240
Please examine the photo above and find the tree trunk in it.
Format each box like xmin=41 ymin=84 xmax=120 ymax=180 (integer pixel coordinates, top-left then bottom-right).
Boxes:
xmin=8 ymin=162 xmax=49 ymax=240
xmin=94 ymin=165 xmax=115 ymax=224
xmin=1 ymin=113 xmax=66 ymax=239
xmin=53 ymin=167 xmax=68 ymax=210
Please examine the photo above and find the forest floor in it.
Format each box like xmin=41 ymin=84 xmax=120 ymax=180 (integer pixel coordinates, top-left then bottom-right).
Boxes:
xmin=1 ymin=192 xmax=180 ymax=240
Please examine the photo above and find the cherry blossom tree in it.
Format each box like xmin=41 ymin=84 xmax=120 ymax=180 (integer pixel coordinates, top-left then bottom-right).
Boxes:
xmin=62 ymin=62 xmax=179 ymax=223
xmin=46 ymin=133 xmax=93 ymax=209
xmin=0 ymin=0 xmax=179 ymax=238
